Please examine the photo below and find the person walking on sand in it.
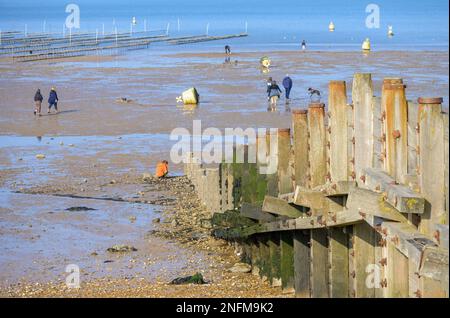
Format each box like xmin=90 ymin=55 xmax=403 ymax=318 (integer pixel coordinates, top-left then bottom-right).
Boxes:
xmin=282 ymin=75 xmax=293 ymax=100
xmin=33 ymin=89 xmax=43 ymax=116
xmin=301 ymin=40 xmax=306 ymax=50
xmin=155 ymin=160 xmax=169 ymax=178
xmin=225 ymin=45 xmax=231 ymax=55
xmin=47 ymin=87 xmax=59 ymax=114
xmin=266 ymin=77 xmax=273 ymax=100
xmin=268 ymin=80 xmax=282 ymax=109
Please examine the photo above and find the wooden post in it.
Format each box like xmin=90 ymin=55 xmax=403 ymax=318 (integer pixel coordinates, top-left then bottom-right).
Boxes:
xmin=352 ymin=73 xmax=374 ymax=184
xmin=417 ymin=97 xmax=446 ymax=235
xmin=444 ymin=113 xmax=449 ymax=225
xmin=277 ymin=128 xmax=293 ymax=194
xmin=328 ymin=81 xmax=349 ymax=182
xmin=310 ymin=229 xmax=329 ymax=297
xmin=205 ymin=167 xmax=221 ymax=215
xmin=292 ymin=109 xmax=309 ymax=188
xmin=308 ymin=103 xmax=327 ymax=188
xmin=251 ymin=236 xmax=261 ymax=276
xmin=265 ymin=130 xmax=279 ymax=196
xmin=386 ymin=241 xmax=409 ymax=297
xmin=353 ymin=222 xmax=375 ymax=297
xmin=407 ymin=100 xmax=420 ymax=176
xmin=269 ymin=232 xmax=282 ymax=287
xmin=328 ymin=227 xmax=349 ymax=297
xmin=294 ymin=230 xmax=311 ymax=297
xmin=382 ymin=78 xmax=408 ymax=183
xmin=372 ymin=96 xmax=383 ymax=170
xmin=280 ymin=231 xmax=295 ymax=293
xmin=259 ymin=234 xmax=271 ymax=282
xmin=255 ymin=131 xmax=268 ymax=202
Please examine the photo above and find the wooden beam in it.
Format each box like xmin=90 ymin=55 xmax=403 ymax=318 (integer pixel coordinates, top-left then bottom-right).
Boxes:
xmin=361 ymin=167 xmax=425 ymax=214
xmin=311 ymin=229 xmax=329 ymax=297
xmin=407 ymin=101 xmax=419 ymax=175
xmin=262 ymin=195 xmax=303 ymax=218
xmin=328 ymin=227 xmax=349 ymax=297
xmin=292 ymin=110 xmax=310 ymax=188
xmin=308 ymin=103 xmax=327 ymax=188
xmin=280 ymin=231 xmax=295 ymax=292
xmin=240 ymin=202 xmax=277 ymax=222
xmin=293 ymin=186 xmax=344 ymax=213
xmin=293 ymin=230 xmax=311 ymax=297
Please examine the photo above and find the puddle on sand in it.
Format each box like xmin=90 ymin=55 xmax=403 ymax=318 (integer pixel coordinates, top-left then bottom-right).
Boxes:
xmin=0 ymin=189 xmax=207 ymax=286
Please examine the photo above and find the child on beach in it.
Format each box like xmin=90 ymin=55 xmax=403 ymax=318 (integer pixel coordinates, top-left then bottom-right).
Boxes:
xmin=155 ymin=160 xmax=169 ymax=178
xmin=33 ymin=89 xmax=43 ymax=116
xmin=48 ymin=87 xmax=59 ymax=113
xmin=268 ymin=81 xmax=282 ymax=110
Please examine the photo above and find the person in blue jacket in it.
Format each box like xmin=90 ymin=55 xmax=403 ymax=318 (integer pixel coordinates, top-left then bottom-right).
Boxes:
xmin=282 ymin=75 xmax=293 ymax=100
xmin=48 ymin=87 xmax=59 ymax=113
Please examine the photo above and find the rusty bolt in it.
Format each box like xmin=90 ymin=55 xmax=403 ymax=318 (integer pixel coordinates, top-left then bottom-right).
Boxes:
xmin=306 ymin=211 xmax=312 ymax=217
xmin=378 ymin=238 xmax=387 ymax=247
xmin=391 ymin=235 xmax=399 ymax=245
xmin=350 ymin=158 xmax=355 ymax=164
xmin=350 ymin=271 xmax=356 ymax=278
xmin=331 ymin=184 xmax=337 ymax=190
xmin=351 ymin=137 xmax=355 ymax=144
xmin=380 ymin=279 xmax=387 ymax=288
xmin=327 ymin=112 xmax=331 ymax=118
xmin=434 ymin=230 xmax=441 ymax=244
xmin=351 ymin=171 xmax=356 ymax=179
xmin=326 ymin=172 xmax=331 ymax=181
xmin=392 ymin=130 xmax=401 ymax=139
xmin=379 ymin=258 xmax=387 ymax=266
xmin=310 ymin=220 xmax=314 ymax=226
xmin=307 ymin=174 xmax=312 ymax=181
xmin=350 ymin=250 xmax=355 ymax=257
xmin=379 ymin=134 xmax=386 ymax=142
xmin=415 ymin=124 xmax=420 ymax=133
xmin=360 ymin=175 xmax=366 ymax=183
xmin=414 ymin=290 xmax=422 ymax=298
xmin=326 ymin=158 xmax=330 ymax=165
xmin=375 ymin=185 xmax=381 ymax=191
xmin=381 ymin=228 xmax=388 ymax=236
xmin=327 ymin=141 xmax=331 ymax=149
xmin=331 ymin=214 xmax=337 ymax=223
xmin=317 ymin=216 xmax=326 ymax=226
xmin=328 ymin=127 xmax=332 ymax=134
xmin=381 ymin=111 xmax=386 ymax=120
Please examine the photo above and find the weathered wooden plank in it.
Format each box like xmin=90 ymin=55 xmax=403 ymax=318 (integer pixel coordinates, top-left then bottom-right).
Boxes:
xmin=386 ymin=241 xmax=409 ymax=297
xmin=432 ymin=223 xmax=449 ymax=250
xmin=361 ymin=167 xmax=425 ymax=214
xmin=353 ymin=222 xmax=376 ymax=297
xmin=329 ymin=81 xmax=349 ymax=182
xmin=417 ymin=97 xmax=446 ymax=235
xmin=293 ymin=230 xmax=311 ymax=297
xmin=250 ymin=237 xmax=261 ymax=276
xmin=444 ymin=113 xmax=449 ymax=225
xmin=310 ymin=229 xmax=329 ymax=297
xmin=293 ymin=186 xmax=344 ymax=213
xmin=292 ymin=110 xmax=310 ymax=188
xmin=240 ymin=202 xmax=277 ymax=222
xmin=269 ymin=232 xmax=282 ymax=287
xmin=418 ymin=246 xmax=449 ymax=297
xmin=277 ymin=129 xmax=293 ymax=195
xmin=259 ymin=234 xmax=271 ymax=282
xmin=372 ymin=96 xmax=383 ymax=170
xmin=265 ymin=130 xmax=279 ymax=197
xmin=407 ymin=101 xmax=419 ymax=175
xmin=352 ymin=73 xmax=374 ymax=183
xmin=280 ymin=231 xmax=295 ymax=292
xmin=382 ymin=78 xmax=408 ymax=183
xmin=346 ymin=187 xmax=408 ymax=223
xmin=328 ymin=227 xmax=349 ymax=297
xmin=308 ymin=103 xmax=327 ymax=188
xmin=347 ymin=226 xmax=356 ymax=297
xmin=262 ymin=195 xmax=303 ymax=218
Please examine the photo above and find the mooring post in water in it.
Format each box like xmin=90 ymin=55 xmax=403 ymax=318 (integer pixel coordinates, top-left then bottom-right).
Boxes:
xmin=280 ymin=231 xmax=295 ymax=293
xmin=292 ymin=110 xmax=309 ymax=188
xmin=328 ymin=81 xmax=349 ymax=182
xmin=277 ymin=128 xmax=293 ymax=195
xmin=382 ymin=78 xmax=408 ymax=183
xmin=417 ymin=97 xmax=446 ymax=235
xmin=307 ymin=103 xmax=327 ymax=188
xmin=352 ymin=73 xmax=374 ymax=185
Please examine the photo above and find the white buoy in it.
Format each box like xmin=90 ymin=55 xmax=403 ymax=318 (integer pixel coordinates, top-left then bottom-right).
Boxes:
xmin=132 ymin=17 xmax=137 ymax=25
xmin=328 ymin=21 xmax=335 ymax=32
xmin=388 ymin=25 xmax=394 ymax=37
xmin=362 ymin=38 xmax=371 ymax=51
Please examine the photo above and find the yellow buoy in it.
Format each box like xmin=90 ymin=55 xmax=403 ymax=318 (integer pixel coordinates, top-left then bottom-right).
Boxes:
xmin=328 ymin=21 xmax=335 ymax=32
xmin=388 ymin=26 xmax=394 ymax=37
xmin=362 ymin=38 xmax=371 ymax=51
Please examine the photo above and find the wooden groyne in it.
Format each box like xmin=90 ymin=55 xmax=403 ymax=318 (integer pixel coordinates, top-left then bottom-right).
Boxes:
xmin=0 ymin=30 xmax=248 ymax=62
xmin=184 ymin=73 xmax=449 ymax=298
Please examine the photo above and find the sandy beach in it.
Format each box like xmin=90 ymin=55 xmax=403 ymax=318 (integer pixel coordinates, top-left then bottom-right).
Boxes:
xmin=0 ymin=48 xmax=448 ymax=297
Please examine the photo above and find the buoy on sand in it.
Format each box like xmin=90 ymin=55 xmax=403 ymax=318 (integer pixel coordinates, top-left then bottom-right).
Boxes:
xmin=177 ymin=88 xmax=200 ymax=105
xmin=260 ymin=56 xmax=271 ymax=68
xmin=362 ymin=38 xmax=371 ymax=51
xmin=328 ymin=21 xmax=335 ymax=32
xmin=388 ymin=26 xmax=394 ymax=37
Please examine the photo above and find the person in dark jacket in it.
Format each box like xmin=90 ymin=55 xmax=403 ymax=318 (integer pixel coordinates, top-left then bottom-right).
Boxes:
xmin=268 ymin=81 xmax=282 ymax=109
xmin=282 ymin=75 xmax=293 ymax=100
xmin=48 ymin=87 xmax=59 ymax=113
xmin=34 ymin=89 xmax=43 ymax=116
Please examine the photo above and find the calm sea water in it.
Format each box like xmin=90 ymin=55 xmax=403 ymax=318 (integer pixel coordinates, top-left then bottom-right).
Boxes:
xmin=0 ymin=0 xmax=448 ymax=51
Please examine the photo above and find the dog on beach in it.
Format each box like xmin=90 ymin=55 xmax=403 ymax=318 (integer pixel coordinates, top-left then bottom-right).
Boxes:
xmin=308 ymin=87 xmax=321 ymax=102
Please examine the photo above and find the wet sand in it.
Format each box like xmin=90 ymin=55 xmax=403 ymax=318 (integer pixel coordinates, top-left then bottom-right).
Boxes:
xmin=0 ymin=48 xmax=448 ymax=297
